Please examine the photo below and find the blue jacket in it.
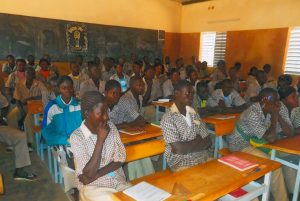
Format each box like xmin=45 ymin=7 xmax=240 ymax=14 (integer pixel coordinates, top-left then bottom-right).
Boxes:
xmin=41 ymin=96 xmax=82 ymax=146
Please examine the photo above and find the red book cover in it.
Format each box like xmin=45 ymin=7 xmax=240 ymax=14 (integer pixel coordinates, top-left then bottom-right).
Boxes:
xmin=229 ymin=188 xmax=248 ymax=198
xmin=218 ymin=155 xmax=258 ymax=171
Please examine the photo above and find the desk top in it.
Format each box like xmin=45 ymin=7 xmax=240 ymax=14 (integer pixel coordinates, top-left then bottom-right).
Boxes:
xmin=0 ymin=174 xmax=3 ymax=195
xmin=120 ymin=124 xmax=162 ymax=144
xmin=113 ymin=152 xmax=281 ymax=201
xmin=152 ymin=101 xmax=173 ymax=108
xmin=263 ymin=135 xmax=300 ymax=155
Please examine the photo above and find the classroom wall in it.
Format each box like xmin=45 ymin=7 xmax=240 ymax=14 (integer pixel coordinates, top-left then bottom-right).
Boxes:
xmin=0 ymin=0 xmax=182 ymax=32
xmin=164 ymin=33 xmax=181 ymax=65
xmin=225 ymin=28 xmax=289 ymax=80
xmin=181 ymin=0 xmax=300 ymax=33
xmin=179 ymin=33 xmax=200 ymax=64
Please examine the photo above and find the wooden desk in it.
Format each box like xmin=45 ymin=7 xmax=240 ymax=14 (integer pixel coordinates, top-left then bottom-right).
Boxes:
xmin=0 ymin=174 xmax=3 ymax=195
xmin=113 ymin=152 xmax=281 ymax=201
xmin=202 ymin=113 xmax=240 ymax=158
xmin=120 ymin=124 xmax=162 ymax=145
xmin=263 ymin=135 xmax=300 ymax=201
xmin=152 ymin=101 xmax=173 ymax=122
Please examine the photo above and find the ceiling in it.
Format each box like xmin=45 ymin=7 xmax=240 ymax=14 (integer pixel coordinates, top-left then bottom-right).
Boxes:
xmin=171 ymin=0 xmax=212 ymax=5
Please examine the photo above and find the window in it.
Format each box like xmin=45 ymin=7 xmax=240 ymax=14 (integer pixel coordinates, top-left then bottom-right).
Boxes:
xmin=284 ymin=27 xmax=300 ymax=75
xmin=199 ymin=32 xmax=227 ymax=67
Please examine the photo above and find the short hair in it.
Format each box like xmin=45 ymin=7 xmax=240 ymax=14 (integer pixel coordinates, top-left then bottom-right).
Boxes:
xmin=256 ymin=70 xmax=266 ymax=77
xmin=57 ymin=75 xmax=73 ymax=87
xmin=129 ymin=76 xmax=143 ymax=88
xmin=48 ymin=76 xmax=58 ymax=84
xmin=263 ymin=64 xmax=271 ymax=69
xmin=39 ymin=58 xmax=50 ymax=65
xmin=278 ymin=86 xmax=296 ymax=100
xmin=168 ymin=68 xmax=178 ymax=77
xmin=16 ymin=58 xmax=26 ymax=64
xmin=278 ymin=74 xmax=293 ymax=86
xmin=26 ymin=67 xmax=35 ymax=73
xmin=6 ymin=55 xmax=14 ymax=59
xmin=105 ymin=80 xmax=121 ymax=91
xmin=186 ymin=65 xmax=195 ymax=77
xmin=196 ymin=81 xmax=208 ymax=91
xmin=258 ymin=87 xmax=278 ymax=100
xmin=144 ymin=65 xmax=154 ymax=73
xmin=217 ymin=60 xmax=225 ymax=66
xmin=221 ymin=79 xmax=233 ymax=86
xmin=174 ymin=80 xmax=192 ymax=92
xmin=81 ymin=91 xmax=105 ymax=119
xmin=27 ymin=54 xmax=34 ymax=59
xmin=249 ymin=66 xmax=258 ymax=75
xmin=134 ymin=60 xmax=143 ymax=67
xmin=234 ymin=62 xmax=241 ymax=67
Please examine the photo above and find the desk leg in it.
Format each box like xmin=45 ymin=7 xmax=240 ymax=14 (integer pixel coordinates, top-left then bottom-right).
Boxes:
xmin=155 ymin=106 xmax=159 ymax=123
xmin=262 ymin=172 xmax=272 ymax=201
xmin=270 ymin=149 xmax=276 ymax=160
xmin=213 ymin=136 xmax=219 ymax=158
xmin=292 ymin=160 xmax=300 ymax=201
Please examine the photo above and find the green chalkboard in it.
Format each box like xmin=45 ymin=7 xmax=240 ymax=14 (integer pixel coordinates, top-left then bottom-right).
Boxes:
xmin=0 ymin=13 xmax=164 ymax=61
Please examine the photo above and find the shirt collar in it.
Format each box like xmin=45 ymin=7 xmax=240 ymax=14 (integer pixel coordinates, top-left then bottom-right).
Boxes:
xmin=170 ymin=103 xmax=196 ymax=115
xmin=80 ymin=120 xmax=94 ymax=139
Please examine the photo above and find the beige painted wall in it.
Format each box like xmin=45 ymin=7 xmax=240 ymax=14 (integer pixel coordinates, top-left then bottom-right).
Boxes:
xmin=0 ymin=0 xmax=182 ymax=32
xmin=181 ymin=0 xmax=300 ymax=32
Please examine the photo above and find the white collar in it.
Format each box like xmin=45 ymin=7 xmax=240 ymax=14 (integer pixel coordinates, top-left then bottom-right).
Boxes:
xmin=80 ymin=120 xmax=94 ymax=139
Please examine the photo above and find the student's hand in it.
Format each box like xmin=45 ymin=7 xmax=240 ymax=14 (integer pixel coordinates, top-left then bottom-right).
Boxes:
xmin=96 ymin=122 xmax=110 ymax=143
xmin=218 ymin=100 xmax=226 ymax=108
xmin=78 ymin=174 xmax=91 ymax=185
xmin=270 ymin=102 xmax=280 ymax=117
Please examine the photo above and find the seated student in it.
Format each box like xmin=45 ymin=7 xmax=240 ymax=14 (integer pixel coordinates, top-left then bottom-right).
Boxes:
xmin=277 ymin=74 xmax=293 ymax=90
xmin=79 ymin=64 xmax=106 ymax=99
xmin=43 ymin=76 xmax=59 ymax=107
xmin=244 ymin=70 xmax=267 ymax=103
xmin=208 ymin=79 xmax=247 ymax=114
xmin=5 ymin=58 xmax=27 ymax=101
xmin=198 ymin=61 xmax=209 ymax=79
xmin=70 ymin=91 xmax=128 ymax=201
xmin=226 ymin=88 xmax=292 ymax=201
xmin=7 ymin=67 xmax=47 ymax=150
xmin=42 ymin=76 xmax=82 ymax=146
xmin=186 ymin=68 xmax=199 ymax=89
xmin=2 ymin=54 xmax=16 ymax=75
xmin=162 ymin=68 xmax=180 ymax=99
xmin=228 ymin=66 xmax=240 ymax=92
xmin=175 ymin=58 xmax=186 ymax=80
xmin=0 ymin=126 xmax=37 ymax=180
xmin=101 ymin=57 xmax=115 ymax=82
xmin=161 ymin=80 xmax=211 ymax=171
xmin=142 ymin=66 xmax=162 ymax=105
xmin=246 ymin=66 xmax=258 ymax=87
xmin=36 ymin=58 xmax=50 ymax=83
xmin=68 ymin=61 xmax=81 ymax=97
xmin=263 ymin=64 xmax=277 ymax=89
xmin=163 ymin=56 xmax=171 ymax=73
xmin=131 ymin=60 xmax=143 ymax=77
xmin=208 ymin=60 xmax=228 ymax=93
xmin=110 ymin=63 xmax=130 ymax=93
xmin=26 ymin=55 xmax=37 ymax=69
xmin=154 ymin=63 xmax=167 ymax=87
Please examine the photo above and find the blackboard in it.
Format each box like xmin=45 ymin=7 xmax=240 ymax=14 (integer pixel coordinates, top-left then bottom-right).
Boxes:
xmin=0 ymin=13 xmax=164 ymax=61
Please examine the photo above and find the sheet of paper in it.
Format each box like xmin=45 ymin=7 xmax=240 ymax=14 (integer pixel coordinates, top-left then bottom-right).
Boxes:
xmin=123 ymin=181 xmax=171 ymax=201
xmin=154 ymin=99 xmax=170 ymax=102
xmin=214 ymin=115 xmax=236 ymax=120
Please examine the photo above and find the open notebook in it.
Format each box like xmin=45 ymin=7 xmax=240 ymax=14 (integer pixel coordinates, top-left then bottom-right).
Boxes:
xmin=119 ymin=128 xmax=146 ymax=135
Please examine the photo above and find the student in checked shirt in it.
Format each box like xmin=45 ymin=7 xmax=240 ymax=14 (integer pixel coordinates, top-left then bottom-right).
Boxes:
xmin=161 ymin=80 xmax=212 ymax=171
xmin=70 ymin=91 xmax=129 ymax=201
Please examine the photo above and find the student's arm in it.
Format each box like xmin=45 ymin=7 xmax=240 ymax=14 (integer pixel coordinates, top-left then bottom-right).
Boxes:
xmin=170 ymin=135 xmax=211 ymax=154
xmin=262 ymin=112 xmax=278 ymax=143
xmin=142 ymin=80 xmax=153 ymax=106
xmin=278 ymin=114 xmax=294 ymax=137
xmin=16 ymin=100 xmax=26 ymax=120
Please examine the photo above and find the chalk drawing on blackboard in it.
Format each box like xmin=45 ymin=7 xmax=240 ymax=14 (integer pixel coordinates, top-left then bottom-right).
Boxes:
xmin=66 ymin=24 xmax=88 ymax=53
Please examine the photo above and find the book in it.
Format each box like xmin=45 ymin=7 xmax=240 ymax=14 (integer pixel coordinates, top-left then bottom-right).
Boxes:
xmin=218 ymin=155 xmax=258 ymax=171
xmin=153 ymin=99 xmax=170 ymax=103
xmin=123 ymin=181 xmax=171 ymax=201
xmin=214 ymin=115 xmax=236 ymax=120
xmin=228 ymin=188 xmax=248 ymax=198
xmin=119 ymin=128 xmax=146 ymax=135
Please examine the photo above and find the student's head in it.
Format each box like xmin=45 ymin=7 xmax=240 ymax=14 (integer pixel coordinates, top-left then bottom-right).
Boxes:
xmin=234 ymin=62 xmax=242 ymax=71
xmin=263 ymin=64 xmax=271 ymax=74
xmin=256 ymin=70 xmax=267 ymax=85
xmin=25 ymin=67 xmax=36 ymax=80
xmin=16 ymin=59 xmax=26 ymax=72
xmin=196 ymin=81 xmax=209 ymax=100
xmin=174 ymin=80 xmax=194 ymax=106
xmin=217 ymin=60 xmax=226 ymax=70
xmin=57 ymin=76 xmax=74 ymax=102
xmin=88 ymin=64 xmax=101 ymax=80
xmin=221 ymin=79 xmax=234 ymax=97
xmin=277 ymin=74 xmax=292 ymax=90
xmin=131 ymin=53 xmax=137 ymax=61
xmin=49 ymin=66 xmax=59 ymax=79
xmin=154 ymin=64 xmax=163 ymax=76
xmin=104 ymin=80 xmax=122 ymax=106
xmin=259 ymin=88 xmax=279 ymax=113
xmin=169 ymin=68 xmax=180 ymax=85
xmin=248 ymin=66 xmax=258 ymax=76
xmin=6 ymin=55 xmax=15 ymax=66
xmin=200 ymin=61 xmax=208 ymax=70
xmin=144 ymin=66 xmax=155 ymax=80
xmin=75 ymin=55 xmax=84 ymax=66
xmin=27 ymin=55 xmax=35 ymax=64
xmin=39 ymin=58 xmax=50 ymax=71
xmin=278 ymin=86 xmax=299 ymax=109
xmin=81 ymin=91 xmax=109 ymax=127
xmin=130 ymin=76 xmax=145 ymax=95
xmin=47 ymin=76 xmax=59 ymax=95
xmin=94 ymin=56 xmax=100 ymax=66
xmin=229 ymin=67 xmax=238 ymax=80
xmin=187 ymin=69 xmax=198 ymax=83
xmin=154 ymin=58 xmax=161 ymax=67
xmin=70 ymin=61 xmax=80 ymax=76
xmin=133 ymin=60 xmax=143 ymax=76
xmin=115 ymin=64 xmax=123 ymax=75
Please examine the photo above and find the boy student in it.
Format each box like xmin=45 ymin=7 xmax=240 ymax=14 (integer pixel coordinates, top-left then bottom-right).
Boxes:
xmin=36 ymin=58 xmax=50 ymax=83
xmin=142 ymin=66 xmax=162 ymax=105
xmin=245 ymin=70 xmax=267 ymax=103
xmin=208 ymin=60 xmax=228 ymax=93
xmin=2 ymin=54 xmax=16 ymax=75
xmin=8 ymin=67 xmax=47 ymax=151
xmin=161 ymin=80 xmax=211 ymax=171
xmin=162 ymin=68 xmax=180 ymax=99
xmin=70 ymin=91 xmax=128 ymax=201
xmin=68 ymin=61 xmax=81 ymax=97
xmin=101 ymin=57 xmax=115 ymax=82
xmin=246 ymin=66 xmax=258 ymax=87
xmin=208 ymin=79 xmax=247 ymax=114
xmin=110 ymin=63 xmax=130 ymax=93
xmin=198 ymin=61 xmax=209 ymax=79
xmin=79 ymin=64 xmax=106 ymax=99
xmin=263 ymin=63 xmax=277 ymax=89
xmin=186 ymin=68 xmax=199 ymax=89
xmin=226 ymin=88 xmax=293 ymax=201
xmin=26 ymin=55 xmax=37 ymax=69
xmin=131 ymin=60 xmax=143 ymax=77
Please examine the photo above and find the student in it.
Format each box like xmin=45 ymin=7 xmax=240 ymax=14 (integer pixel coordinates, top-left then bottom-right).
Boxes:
xmin=154 ymin=63 xmax=167 ymax=86
xmin=246 ymin=66 xmax=258 ymax=87
xmin=2 ymin=54 xmax=16 ymax=75
xmin=8 ymin=67 xmax=47 ymax=150
xmin=227 ymin=88 xmax=292 ymax=201
xmin=186 ymin=68 xmax=199 ymax=89
xmin=263 ymin=64 xmax=277 ymax=89
xmin=26 ymin=55 xmax=37 ymax=69
xmin=70 ymin=91 xmax=128 ymax=201
xmin=43 ymin=76 xmax=59 ymax=107
xmin=210 ymin=60 xmax=228 ymax=82
xmin=36 ymin=58 xmax=50 ymax=83
xmin=80 ymin=64 xmax=106 ymax=99
xmin=76 ymin=55 xmax=90 ymax=82
xmin=110 ymin=64 xmax=130 ymax=93
xmin=101 ymin=57 xmax=115 ymax=82
xmin=175 ymin=58 xmax=186 ymax=80
xmin=277 ymin=74 xmax=293 ymax=90
xmin=131 ymin=60 xmax=143 ymax=77
xmin=162 ymin=68 xmax=180 ymax=99
xmin=245 ymin=70 xmax=267 ymax=103
xmin=42 ymin=76 xmax=82 ymax=146
xmin=142 ymin=66 xmax=162 ymax=105
xmin=161 ymin=80 xmax=211 ymax=171
xmin=228 ymin=66 xmax=240 ymax=92
xmin=208 ymin=79 xmax=247 ymax=114
xmin=0 ymin=126 xmax=37 ymax=180
xmin=123 ymin=53 xmax=137 ymax=76
xmin=198 ymin=61 xmax=209 ymax=79
xmin=233 ymin=62 xmax=242 ymax=72
xmin=163 ymin=56 xmax=171 ymax=73
xmin=68 ymin=61 xmax=81 ymax=97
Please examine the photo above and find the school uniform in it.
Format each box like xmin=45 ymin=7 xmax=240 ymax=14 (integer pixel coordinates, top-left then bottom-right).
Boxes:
xmin=108 ymin=90 xmax=155 ymax=180
xmin=199 ymin=69 xmax=209 ymax=78
xmin=208 ymin=89 xmax=245 ymax=107
xmin=192 ymin=95 xmax=208 ymax=111
xmin=68 ymin=74 xmax=81 ymax=98
xmin=5 ymin=71 xmax=26 ymax=90
xmin=291 ymin=107 xmax=300 ymax=129
xmin=110 ymin=74 xmax=130 ymax=93
xmin=246 ymin=75 xmax=256 ymax=87
xmin=80 ymin=66 xmax=90 ymax=83
xmin=161 ymin=103 xmax=210 ymax=171
xmin=226 ymin=102 xmax=290 ymax=201
xmin=244 ymin=79 xmax=266 ymax=102
xmin=2 ymin=63 xmax=16 ymax=75
xmin=70 ymin=121 xmax=128 ymax=201
xmin=210 ymin=68 xmax=227 ymax=82
xmin=162 ymin=79 xmax=174 ymax=98
xmin=79 ymin=79 xmax=105 ymax=99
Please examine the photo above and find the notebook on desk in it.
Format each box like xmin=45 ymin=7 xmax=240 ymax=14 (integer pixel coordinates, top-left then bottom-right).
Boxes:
xmin=153 ymin=99 xmax=170 ymax=103
xmin=218 ymin=155 xmax=258 ymax=171
xmin=214 ymin=115 xmax=236 ymax=120
xmin=119 ymin=128 xmax=146 ymax=135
